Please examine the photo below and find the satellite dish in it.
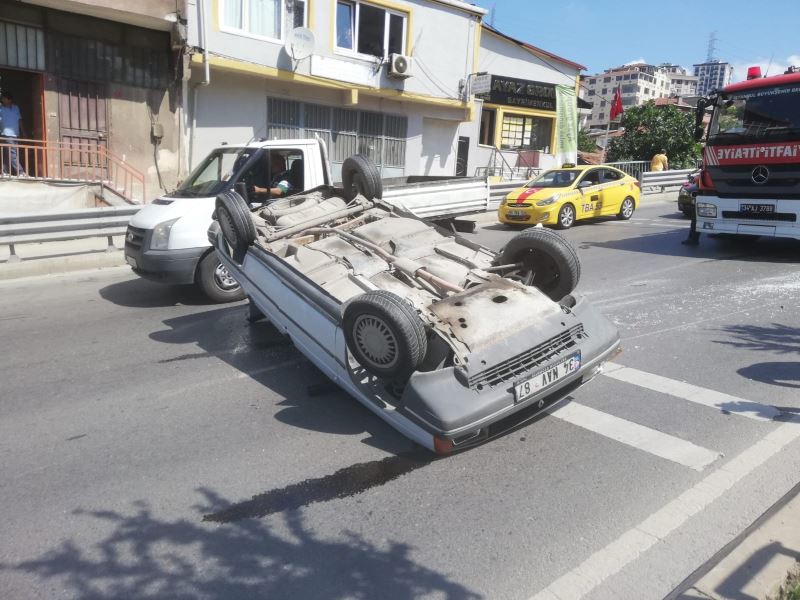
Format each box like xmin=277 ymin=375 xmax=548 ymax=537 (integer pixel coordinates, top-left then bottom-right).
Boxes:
xmin=285 ymin=27 xmax=315 ymax=61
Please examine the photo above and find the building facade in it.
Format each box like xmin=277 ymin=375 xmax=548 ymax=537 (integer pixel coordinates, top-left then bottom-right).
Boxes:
xmin=583 ymin=63 xmax=671 ymax=128
xmin=659 ymin=64 xmax=698 ymax=98
xmin=459 ymin=25 xmax=583 ymax=176
xmin=186 ymin=0 xmax=485 ymax=181
xmin=0 ymin=0 xmax=186 ymax=201
xmin=693 ymin=60 xmax=733 ymax=96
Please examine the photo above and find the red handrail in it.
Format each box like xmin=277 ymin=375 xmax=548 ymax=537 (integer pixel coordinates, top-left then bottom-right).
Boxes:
xmin=0 ymin=137 xmax=147 ymax=204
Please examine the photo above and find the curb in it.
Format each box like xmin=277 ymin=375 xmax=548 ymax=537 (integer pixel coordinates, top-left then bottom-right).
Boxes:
xmin=668 ymin=479 xmax=800 ymax=600
xmin=0 ymin=249 xmax=128 ymax=280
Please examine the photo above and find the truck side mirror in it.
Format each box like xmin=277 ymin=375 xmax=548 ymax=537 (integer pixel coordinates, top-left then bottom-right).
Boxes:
xmin=234 ymin=181 xmax=249 ymax=202
xmin=693 ymin=125 xmax=705 ymax=142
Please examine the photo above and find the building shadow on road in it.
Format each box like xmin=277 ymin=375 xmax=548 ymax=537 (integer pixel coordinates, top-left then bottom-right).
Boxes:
xmin=98 ymin=277 xmax=223 ymax=308
xmin=148 ymin=303 xmax=416 ymax=455
xmin=0 ymin=490 xmax=482 ymax=600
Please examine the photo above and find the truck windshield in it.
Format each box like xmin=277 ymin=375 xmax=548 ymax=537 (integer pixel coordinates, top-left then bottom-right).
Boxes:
xmin=528 ymin=170 xmax=579 ymax=188
xmin=170 ymin=148 xmax=259 ymax=198
xmin=709 ymin=84 xmax=800 ymax=143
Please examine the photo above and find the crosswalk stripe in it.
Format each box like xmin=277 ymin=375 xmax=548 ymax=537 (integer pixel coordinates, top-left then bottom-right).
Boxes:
xmin=602 ymin=362 xmax=781 ymax=422
xmin=548 ymin=401 xmax=721 ymax=471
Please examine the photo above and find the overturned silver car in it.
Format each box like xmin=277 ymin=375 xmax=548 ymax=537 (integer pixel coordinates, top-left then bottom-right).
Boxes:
xmin=210 ymin=155 xmax=620 ymax=454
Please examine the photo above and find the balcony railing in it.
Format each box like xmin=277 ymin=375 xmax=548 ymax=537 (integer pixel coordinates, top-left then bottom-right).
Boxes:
xmin=0 ymin=137 xmax=146 ymax=204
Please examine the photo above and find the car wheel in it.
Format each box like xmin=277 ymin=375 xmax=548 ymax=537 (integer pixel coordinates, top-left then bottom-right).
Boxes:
xmin=343 ymin=290 xmax=427 ymax=381
xmin=681 ymin=207 xmax=694 ymax=218
xmin=215 ymin=190 xmax=256 ymax=262
xmin=499 ymin=228 xmax=581 ymax=301
xmin=196 ymin=251 xmax=246 ymax=303
xmin=618 ymin=197 xmax=635 ymax=220
xmin=342 ymin=154 xmax=383 ymax=202
xmin=556 ymin=203 xmax=576 ymax=229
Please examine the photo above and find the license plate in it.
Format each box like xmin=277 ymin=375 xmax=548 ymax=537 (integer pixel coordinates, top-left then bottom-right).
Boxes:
xmin=507 ymin=209 xmax=525 ymax=216
xmin=514 ymin=352 xmax=581 ymax=402
xmin=125 ymin=256 xmax=138 ymax=268
xmin=740 ymin=203 xmax=774 ymax=214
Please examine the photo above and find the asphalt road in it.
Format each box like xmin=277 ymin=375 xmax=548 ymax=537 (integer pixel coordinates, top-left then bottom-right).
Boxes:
xmin=1 ymin=195 xmax=799 ymax=600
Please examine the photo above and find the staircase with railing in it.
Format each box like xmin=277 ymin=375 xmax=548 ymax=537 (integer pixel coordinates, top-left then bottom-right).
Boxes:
xmin=0 ymin=138 xmax=146 ymax=204
xmin=474 ymin=146 xmax=541 ymax=181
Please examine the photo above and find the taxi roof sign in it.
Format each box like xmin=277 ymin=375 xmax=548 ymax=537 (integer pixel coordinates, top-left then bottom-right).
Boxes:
xmin=561 ymin=163 xmax=576 ymax=168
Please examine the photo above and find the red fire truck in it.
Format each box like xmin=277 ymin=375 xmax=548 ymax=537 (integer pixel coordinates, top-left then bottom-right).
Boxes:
xmin=693 ymin=65 xmax=800 ymax=238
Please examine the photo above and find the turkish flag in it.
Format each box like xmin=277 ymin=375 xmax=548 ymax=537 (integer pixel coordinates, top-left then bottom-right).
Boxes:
xmin=610 ymin=85 xmax=624 ymax=121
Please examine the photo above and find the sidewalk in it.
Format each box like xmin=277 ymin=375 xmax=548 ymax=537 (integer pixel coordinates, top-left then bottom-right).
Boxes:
xmin=671 ymin=480 xmax=800 ymax=600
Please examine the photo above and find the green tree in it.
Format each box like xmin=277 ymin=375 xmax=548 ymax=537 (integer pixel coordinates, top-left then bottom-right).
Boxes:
xmin=606 ymin=102 xmax=701 ymax=168
xmin=577 ymin=127 xmax=598 ymax=153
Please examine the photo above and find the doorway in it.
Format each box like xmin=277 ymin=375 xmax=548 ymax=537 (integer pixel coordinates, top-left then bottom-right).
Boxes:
xmin=0 ymin=67 xmax=45 ymax=175
xmin=456 ymin=136 xmax=469 ymax=176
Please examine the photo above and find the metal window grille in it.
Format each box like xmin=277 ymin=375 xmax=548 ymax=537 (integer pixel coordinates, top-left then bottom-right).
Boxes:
xmin=266 ymin=97 xmax=407 ymax=174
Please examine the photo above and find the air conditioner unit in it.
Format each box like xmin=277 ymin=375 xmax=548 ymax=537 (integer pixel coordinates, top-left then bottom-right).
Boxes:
xmin=388 ymin=54 xmax=413 ymax=78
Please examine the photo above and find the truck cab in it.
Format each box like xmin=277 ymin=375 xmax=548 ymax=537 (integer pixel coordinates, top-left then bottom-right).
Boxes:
xmin=124 ymin=139 xmax=330 ymax=302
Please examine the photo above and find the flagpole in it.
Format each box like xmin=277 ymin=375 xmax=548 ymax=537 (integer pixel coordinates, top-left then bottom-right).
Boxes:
xmin=602 ymin=118 xmax=612 ymax=163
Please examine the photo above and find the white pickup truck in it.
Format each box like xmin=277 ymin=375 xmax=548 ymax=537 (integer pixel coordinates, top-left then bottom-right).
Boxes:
xmin=125 ymin=138 xmax=491 ymax=302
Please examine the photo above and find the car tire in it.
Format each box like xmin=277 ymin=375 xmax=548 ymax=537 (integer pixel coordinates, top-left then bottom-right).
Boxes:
xmin=196 ymin=251 xmax=246 ymax=303
xmin=617 ymin=197 xmax=635 ymax=220
xmin=556 ymin=203 xmax=576 ymax=229
xmin=499 ymin=228 xmax=581 ymax=301
xmin=216 ymin=190 xmax=256 ymax=263
xmin=342 ymin=154 xmax=383 ymax=202
xmin=681 ymin=207 xmax=694 ymax=218
xmin=342 ymin=290 xmax=427 ymax=381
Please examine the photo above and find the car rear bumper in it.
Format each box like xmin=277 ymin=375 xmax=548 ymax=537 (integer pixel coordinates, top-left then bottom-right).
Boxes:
xmin=399 ymin=296 xmax=621 ymax=448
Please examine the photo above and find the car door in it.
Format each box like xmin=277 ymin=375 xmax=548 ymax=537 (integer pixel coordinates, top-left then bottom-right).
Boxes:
xmin=598 ymin=168 xmax=627 ymax=215
xmin=576 ymin=169 xmax=603 ymax=219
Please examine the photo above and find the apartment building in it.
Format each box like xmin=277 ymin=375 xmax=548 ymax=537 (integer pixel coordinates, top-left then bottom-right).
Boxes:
xmin=693 ymin=60 xmax=733 ymax=96
xmin=583 ymin=63 xmax=670 ymax=128
xmin=659 ymin=63 xmax=699 ymax=97
xmin=186 ymin=0 xmax=486 ymax=180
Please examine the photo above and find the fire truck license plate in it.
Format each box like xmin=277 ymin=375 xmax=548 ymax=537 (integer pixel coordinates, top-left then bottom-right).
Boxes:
xmin=740 ymin=203 xmax=774 ymax=214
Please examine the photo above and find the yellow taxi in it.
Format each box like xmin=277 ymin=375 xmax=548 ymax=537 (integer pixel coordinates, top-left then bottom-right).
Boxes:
xmin=498 ymin=164 xmax=641 ymax=229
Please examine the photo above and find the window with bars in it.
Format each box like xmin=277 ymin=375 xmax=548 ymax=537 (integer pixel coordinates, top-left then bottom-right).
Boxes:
xmin=266 ymin=97 xmax=407 ymax=172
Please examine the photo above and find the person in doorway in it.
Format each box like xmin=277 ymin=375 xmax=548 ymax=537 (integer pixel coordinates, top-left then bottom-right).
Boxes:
xmin=0 ymin=91 xmax=27 ymax=176
xmin=650 ymin=148 xmax=668 ymax=172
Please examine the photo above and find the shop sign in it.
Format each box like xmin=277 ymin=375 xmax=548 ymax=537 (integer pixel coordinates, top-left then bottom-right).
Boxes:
xmin=483 ymin=75 xmax=556 ymax=111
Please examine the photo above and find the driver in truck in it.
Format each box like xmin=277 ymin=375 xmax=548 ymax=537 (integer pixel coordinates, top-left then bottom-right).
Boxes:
xmin=253 ymin=153 xmax=295 ymax=199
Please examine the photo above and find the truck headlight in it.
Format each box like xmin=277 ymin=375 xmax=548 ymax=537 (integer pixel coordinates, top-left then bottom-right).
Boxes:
xmin=150 ymin=218 xmax=179 ymax=250
xmin=696 ymin=203 xmax=717 ymax=218
xmin=536 ymin=194 xmax=560 ymax=206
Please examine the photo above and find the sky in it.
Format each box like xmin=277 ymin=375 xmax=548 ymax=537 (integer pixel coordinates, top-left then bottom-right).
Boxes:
xmin=471 ymin=0 xmax=800 ymax=82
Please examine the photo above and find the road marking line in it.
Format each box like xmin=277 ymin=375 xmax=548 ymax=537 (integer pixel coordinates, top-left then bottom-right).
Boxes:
xmin=548 ymin=402 xmax=721 ymax=471
xmin=602 ymin=362 xmax=781 ymax=422
xmin=528 ymin=417 xmax=800 ymax=600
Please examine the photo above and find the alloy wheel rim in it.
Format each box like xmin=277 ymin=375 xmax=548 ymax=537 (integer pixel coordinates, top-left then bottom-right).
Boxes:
xmin=214 ymin=263 xmax=239 ymax=290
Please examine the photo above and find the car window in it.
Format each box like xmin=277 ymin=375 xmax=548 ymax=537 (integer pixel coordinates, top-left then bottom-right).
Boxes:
xmin=527 ymin=169 xmax=579 ymax=188
xmin=601 ymin=169 xmax=622 ymax=183
xmin=580 ymin=170 xmax=601 ymax=186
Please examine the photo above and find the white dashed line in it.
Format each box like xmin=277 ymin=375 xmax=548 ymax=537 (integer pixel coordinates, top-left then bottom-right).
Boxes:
xmin=528 ymin=418 xmax=800 ymax=600
xmin=548 ymin=401 xmax=721 ymax=471
xmin=602 ymin=362 xmax=781 ymax=422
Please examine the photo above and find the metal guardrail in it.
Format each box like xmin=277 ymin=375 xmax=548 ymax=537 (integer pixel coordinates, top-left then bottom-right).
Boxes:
xmin=0 ymin=138 xmax=146 ymax=204
xmin=0 ymin=206 xmax=138 ymax=262
xmin=639 ymin=169 xmax=695 ymax=193
xmin=488 ymin=180 xmax=528 ymax=209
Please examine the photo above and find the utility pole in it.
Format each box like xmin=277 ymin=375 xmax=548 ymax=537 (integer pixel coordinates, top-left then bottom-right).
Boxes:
xmin=488 ymin=3 xmax=496 ymax=27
